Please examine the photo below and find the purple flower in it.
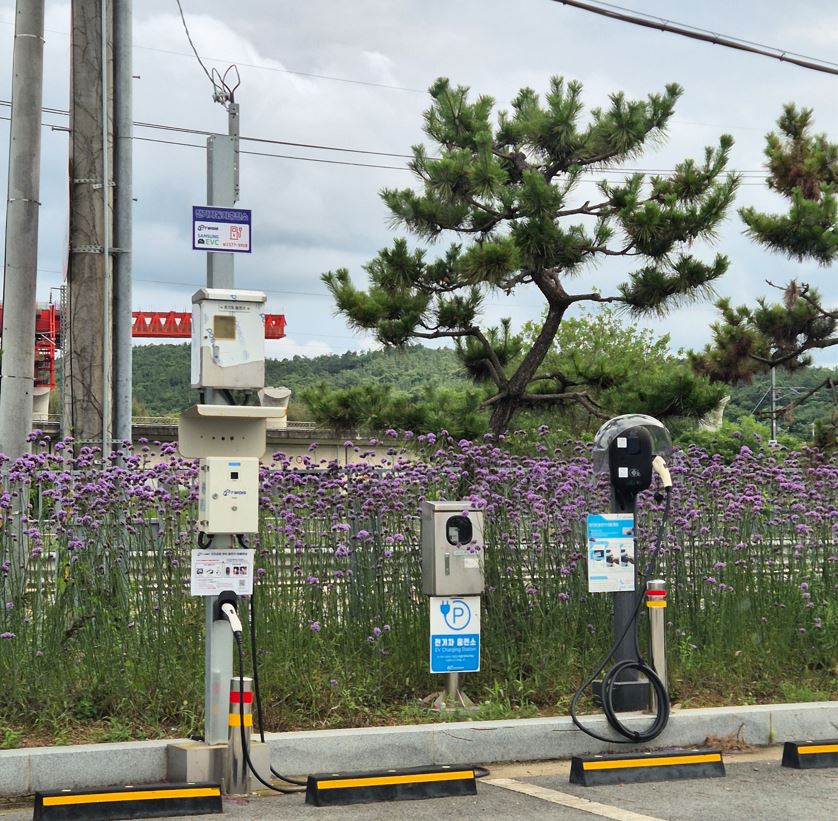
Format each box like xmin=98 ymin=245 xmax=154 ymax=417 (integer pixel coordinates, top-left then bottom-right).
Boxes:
xmin=309 ymin=621 xmax=321 ymax=633
xmin=372 ymin=626 xmax=382 ymax=638
xmin=0 ymin=632 xmax=15 ymax=640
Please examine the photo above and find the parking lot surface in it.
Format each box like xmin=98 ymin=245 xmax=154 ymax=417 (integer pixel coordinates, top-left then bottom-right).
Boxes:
xmin=4 ymin=749 xmax=835 ymax=820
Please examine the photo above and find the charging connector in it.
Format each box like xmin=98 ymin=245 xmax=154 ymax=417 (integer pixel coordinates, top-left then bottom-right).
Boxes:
xmin=651 ymin=455 xmax=672 ymax=489
xmin=214 ymin=591 xmax=243 ymax=636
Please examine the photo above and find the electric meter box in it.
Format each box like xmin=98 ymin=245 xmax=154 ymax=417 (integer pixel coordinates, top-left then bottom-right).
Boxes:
xmin=198 ymin=456 xmax=260 ymax=534
xmin=191 ymin=288 xmax=267 ymax=389
xmin=421 ymin=501 xmax=485 ymax=596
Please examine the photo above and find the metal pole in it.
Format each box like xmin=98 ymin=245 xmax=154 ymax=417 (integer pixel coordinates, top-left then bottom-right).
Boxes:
xmin=100 ymin=0 xmax=111 ymax=459
xmin=770 ymin=364 xmax=777 ymax=442
xmin=646 ymin=579 xmax=668 ymax=714
xmin=203 ymin=113 xmax=238 ymax=746
xmin=225 ymin=676 xmax=252 ymax=795
xmin=0 ymin=0 xmax=46 ymax=459
xmin=112 ymin=0 xmax=133 ymax=448
xmin=445 ymin=672 xmax=459 ymax=705
xmin=597 ymin=487 xmax=654 ymax=712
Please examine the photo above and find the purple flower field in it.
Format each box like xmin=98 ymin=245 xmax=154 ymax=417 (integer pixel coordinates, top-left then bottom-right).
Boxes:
xmin=0 ymin=431 xmax=835 ymax=737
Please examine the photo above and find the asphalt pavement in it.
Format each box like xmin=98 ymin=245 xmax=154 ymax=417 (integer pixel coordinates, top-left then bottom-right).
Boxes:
xmin=4 ymin=748 xmax=836 ymax=821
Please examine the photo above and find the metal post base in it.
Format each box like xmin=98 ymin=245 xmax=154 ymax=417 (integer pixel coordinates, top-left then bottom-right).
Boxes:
xmin=420 ymin=689 xmax=479 ymax=712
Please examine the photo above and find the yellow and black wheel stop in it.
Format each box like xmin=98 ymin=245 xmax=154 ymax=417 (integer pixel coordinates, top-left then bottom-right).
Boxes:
xmin=570 ymin=748 xmax=725 ymax=786
xmin=305 ymin=764 xmax=478 ymax=806
xmin=782 ymin=739 xmax=838 ymax=769
xmin=33 ymin=782 xmax=222 ymax=821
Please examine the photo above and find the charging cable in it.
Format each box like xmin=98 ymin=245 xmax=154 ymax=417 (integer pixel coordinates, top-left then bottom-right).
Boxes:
xmin=570 ymin=463 xmax=673 ymax=744
xmin=216 ymin=593 xmax=304 ymax=794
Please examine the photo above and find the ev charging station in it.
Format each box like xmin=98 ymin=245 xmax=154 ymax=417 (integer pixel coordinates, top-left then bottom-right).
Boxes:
xmin=421 ymin=501 xmax=485 ymax=711
xmin=572 ymin=414 xmax=674 ymax=743
xmin=174 ymin=287 xmax=284 ymax=794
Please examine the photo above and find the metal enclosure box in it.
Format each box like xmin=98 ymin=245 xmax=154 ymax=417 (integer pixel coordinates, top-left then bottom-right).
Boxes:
xmin=191 ymin=288 xmax=266 ymax=389
xmin=421 ymin=501 xmax=485 ymax=596
xmin=198 ymin=456 xmax=260 ymax=534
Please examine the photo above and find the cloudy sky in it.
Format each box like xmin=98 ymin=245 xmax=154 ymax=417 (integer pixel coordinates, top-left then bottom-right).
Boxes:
xmin=0 ymin=0 xmax=836 ymax=364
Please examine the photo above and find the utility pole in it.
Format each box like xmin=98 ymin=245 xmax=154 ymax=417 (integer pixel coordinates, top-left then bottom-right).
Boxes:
xmin=112 ymin=0 xmax=133 ymax=447
xmin=64 ymin=0 xmax=113 ymax=452
xmin=0 ymin=0 xmax=46 ymax=459
xmin=203 ymin=99 xmax=242 ymax=746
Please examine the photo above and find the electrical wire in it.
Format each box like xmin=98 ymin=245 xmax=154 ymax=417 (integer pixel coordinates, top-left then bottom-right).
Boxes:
xmin=174 ymin=0 xmax=239 ymax=104
xmin=0 ymin=101 xmax=772 ymax=179
xmin=174 ymin=0 xmax=215 ymax=88
xmin=247 ymin=595 xmax=308 ymax=787
xmin=569 ymin=487 xmax=672 ymax=743
xmin=233 ymin=632 xmax=305 ymax=794
xmin=550 ymin=0 xmax=838 ymax=76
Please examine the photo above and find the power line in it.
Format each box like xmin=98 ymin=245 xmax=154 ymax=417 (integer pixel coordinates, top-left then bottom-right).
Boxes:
xmin=174 ymin=0 xmax=215 ymax=89
xmin=0 ymin=113 xmax=770 ymax=184
xmin=0 ymin=101 xmax=771 ymax=179
xmin=550 ymin=0 xmax=838 ymax=76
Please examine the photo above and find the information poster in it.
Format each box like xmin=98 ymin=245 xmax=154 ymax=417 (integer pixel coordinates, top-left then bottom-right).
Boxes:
xmin=190 ymin=549 xmax=255 ymax=596
xmin=586 ymin=513 xmax=635 ymax=593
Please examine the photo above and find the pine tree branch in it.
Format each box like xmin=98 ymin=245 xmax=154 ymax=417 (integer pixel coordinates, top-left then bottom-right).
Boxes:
xmin=566 ymin=291 xmax=626 ymax=306
xmin=520 ymin=390 xmax=609 ymax=418
xmin=582 ymin=244 xmax=640 ymax=256
xmin=766 ymin=280 xmax=838 ymax=320
xmin=415 ymin=326 xmax=508 ymax=389
xmin=555 ymin=200 xmax=611 ymax=217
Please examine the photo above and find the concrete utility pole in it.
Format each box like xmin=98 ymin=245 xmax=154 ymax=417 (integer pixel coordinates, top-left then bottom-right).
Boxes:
xmin=112 ymin=0 xmax=133 ymax=447
xmin=0 ymin=0 xmax=46 ymax=459
xmin=64 ymin=0 xmax=113 ymax=450
xmin=203 ymin=101 xmax=241 ymax=746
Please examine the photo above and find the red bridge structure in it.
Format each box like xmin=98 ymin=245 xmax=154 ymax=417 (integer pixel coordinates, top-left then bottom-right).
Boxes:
xmin=0 ymin=306 xmax=286 ymax=394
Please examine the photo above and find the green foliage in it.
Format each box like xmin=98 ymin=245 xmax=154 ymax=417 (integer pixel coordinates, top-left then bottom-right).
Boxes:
xmin=677 ymin=417 xmax=798 ymax=462
xmin=324 ymin=75 xmax=738 ymax=433
xmin=740 ymin=104 xmax=838 ymax=264
xmin=129 ymin=344 xmax=473 ymax=418
xmin=724 ymin=364 xmax=838 ymax=441
xmin=301 ymin=382 xmax=487 ymax=440
xmin=520 ymin=307 xmax=726 ymax=432
xmin=691 ymin=104 xmax=838 ymax=439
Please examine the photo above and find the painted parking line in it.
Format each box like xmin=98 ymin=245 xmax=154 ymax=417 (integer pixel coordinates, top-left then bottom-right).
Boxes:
xmin=485 ymin=777 xmax=667 ymax=821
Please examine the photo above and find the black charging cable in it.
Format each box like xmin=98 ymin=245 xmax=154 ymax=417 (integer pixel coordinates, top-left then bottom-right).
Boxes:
xmin=233 ymin=631 xmax=305 ymax=794
xmin=569 ymin=488 xmax=672 ymax=743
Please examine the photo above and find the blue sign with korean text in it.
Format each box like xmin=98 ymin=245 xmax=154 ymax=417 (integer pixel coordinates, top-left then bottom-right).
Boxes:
xmin=429 ymin=596 xmax=480 ymax=673
xmin=192 ymin=206 xmax=252 ymax=253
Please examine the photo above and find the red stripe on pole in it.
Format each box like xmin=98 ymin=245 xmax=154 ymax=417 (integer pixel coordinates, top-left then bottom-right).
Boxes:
xmin=646 ymin=589 xmax=667 ymax=597
xmin=229 ymin=690 xmax=253 ymax=704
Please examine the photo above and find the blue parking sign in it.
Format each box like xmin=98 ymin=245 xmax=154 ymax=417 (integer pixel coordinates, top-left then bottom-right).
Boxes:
xmin=429 ymin=596 xmax=480 ymax=673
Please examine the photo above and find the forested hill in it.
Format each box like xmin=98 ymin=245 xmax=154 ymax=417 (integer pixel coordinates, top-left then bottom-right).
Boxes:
xmin=131 ymin=343 xmax=837 ymax=439
xmin=131 ymin=343 xmax=469 ymax=416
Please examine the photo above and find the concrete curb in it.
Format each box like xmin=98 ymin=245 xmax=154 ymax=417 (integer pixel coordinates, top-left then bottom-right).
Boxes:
xmin=2 ymin=701 xmax=836 ymax=797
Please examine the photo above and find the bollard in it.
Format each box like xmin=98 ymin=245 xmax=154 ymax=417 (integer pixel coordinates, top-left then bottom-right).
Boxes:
xmin=226 ymin=676 xmax=253 ymax=795
xmin=646 ymin=580 xmax=667 ymax=714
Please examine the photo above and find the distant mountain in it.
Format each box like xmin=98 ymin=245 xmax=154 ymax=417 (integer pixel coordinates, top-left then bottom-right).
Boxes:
xmin=131 ymin=343 xmax=469 ymax=417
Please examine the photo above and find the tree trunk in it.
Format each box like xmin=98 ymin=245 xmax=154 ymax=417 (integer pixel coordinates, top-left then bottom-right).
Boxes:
xmin=487 ymin=304 xmax=566 ymax=436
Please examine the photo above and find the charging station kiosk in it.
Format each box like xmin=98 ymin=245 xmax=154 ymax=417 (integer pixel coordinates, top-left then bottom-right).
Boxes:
xmin=421 ymin=502 xmax=485 ymax=711
xmin=170 ymin=289 xmax=283 ymax=795
xmin=590 ymin=415 xmax=672 ymax=712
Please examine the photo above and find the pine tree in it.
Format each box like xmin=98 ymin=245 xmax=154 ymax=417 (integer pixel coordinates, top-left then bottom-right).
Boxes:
xmin=692 ymin=106 xmax=838 ymax=410
xmin=324 ymin=77 xmax=738 ymax=435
